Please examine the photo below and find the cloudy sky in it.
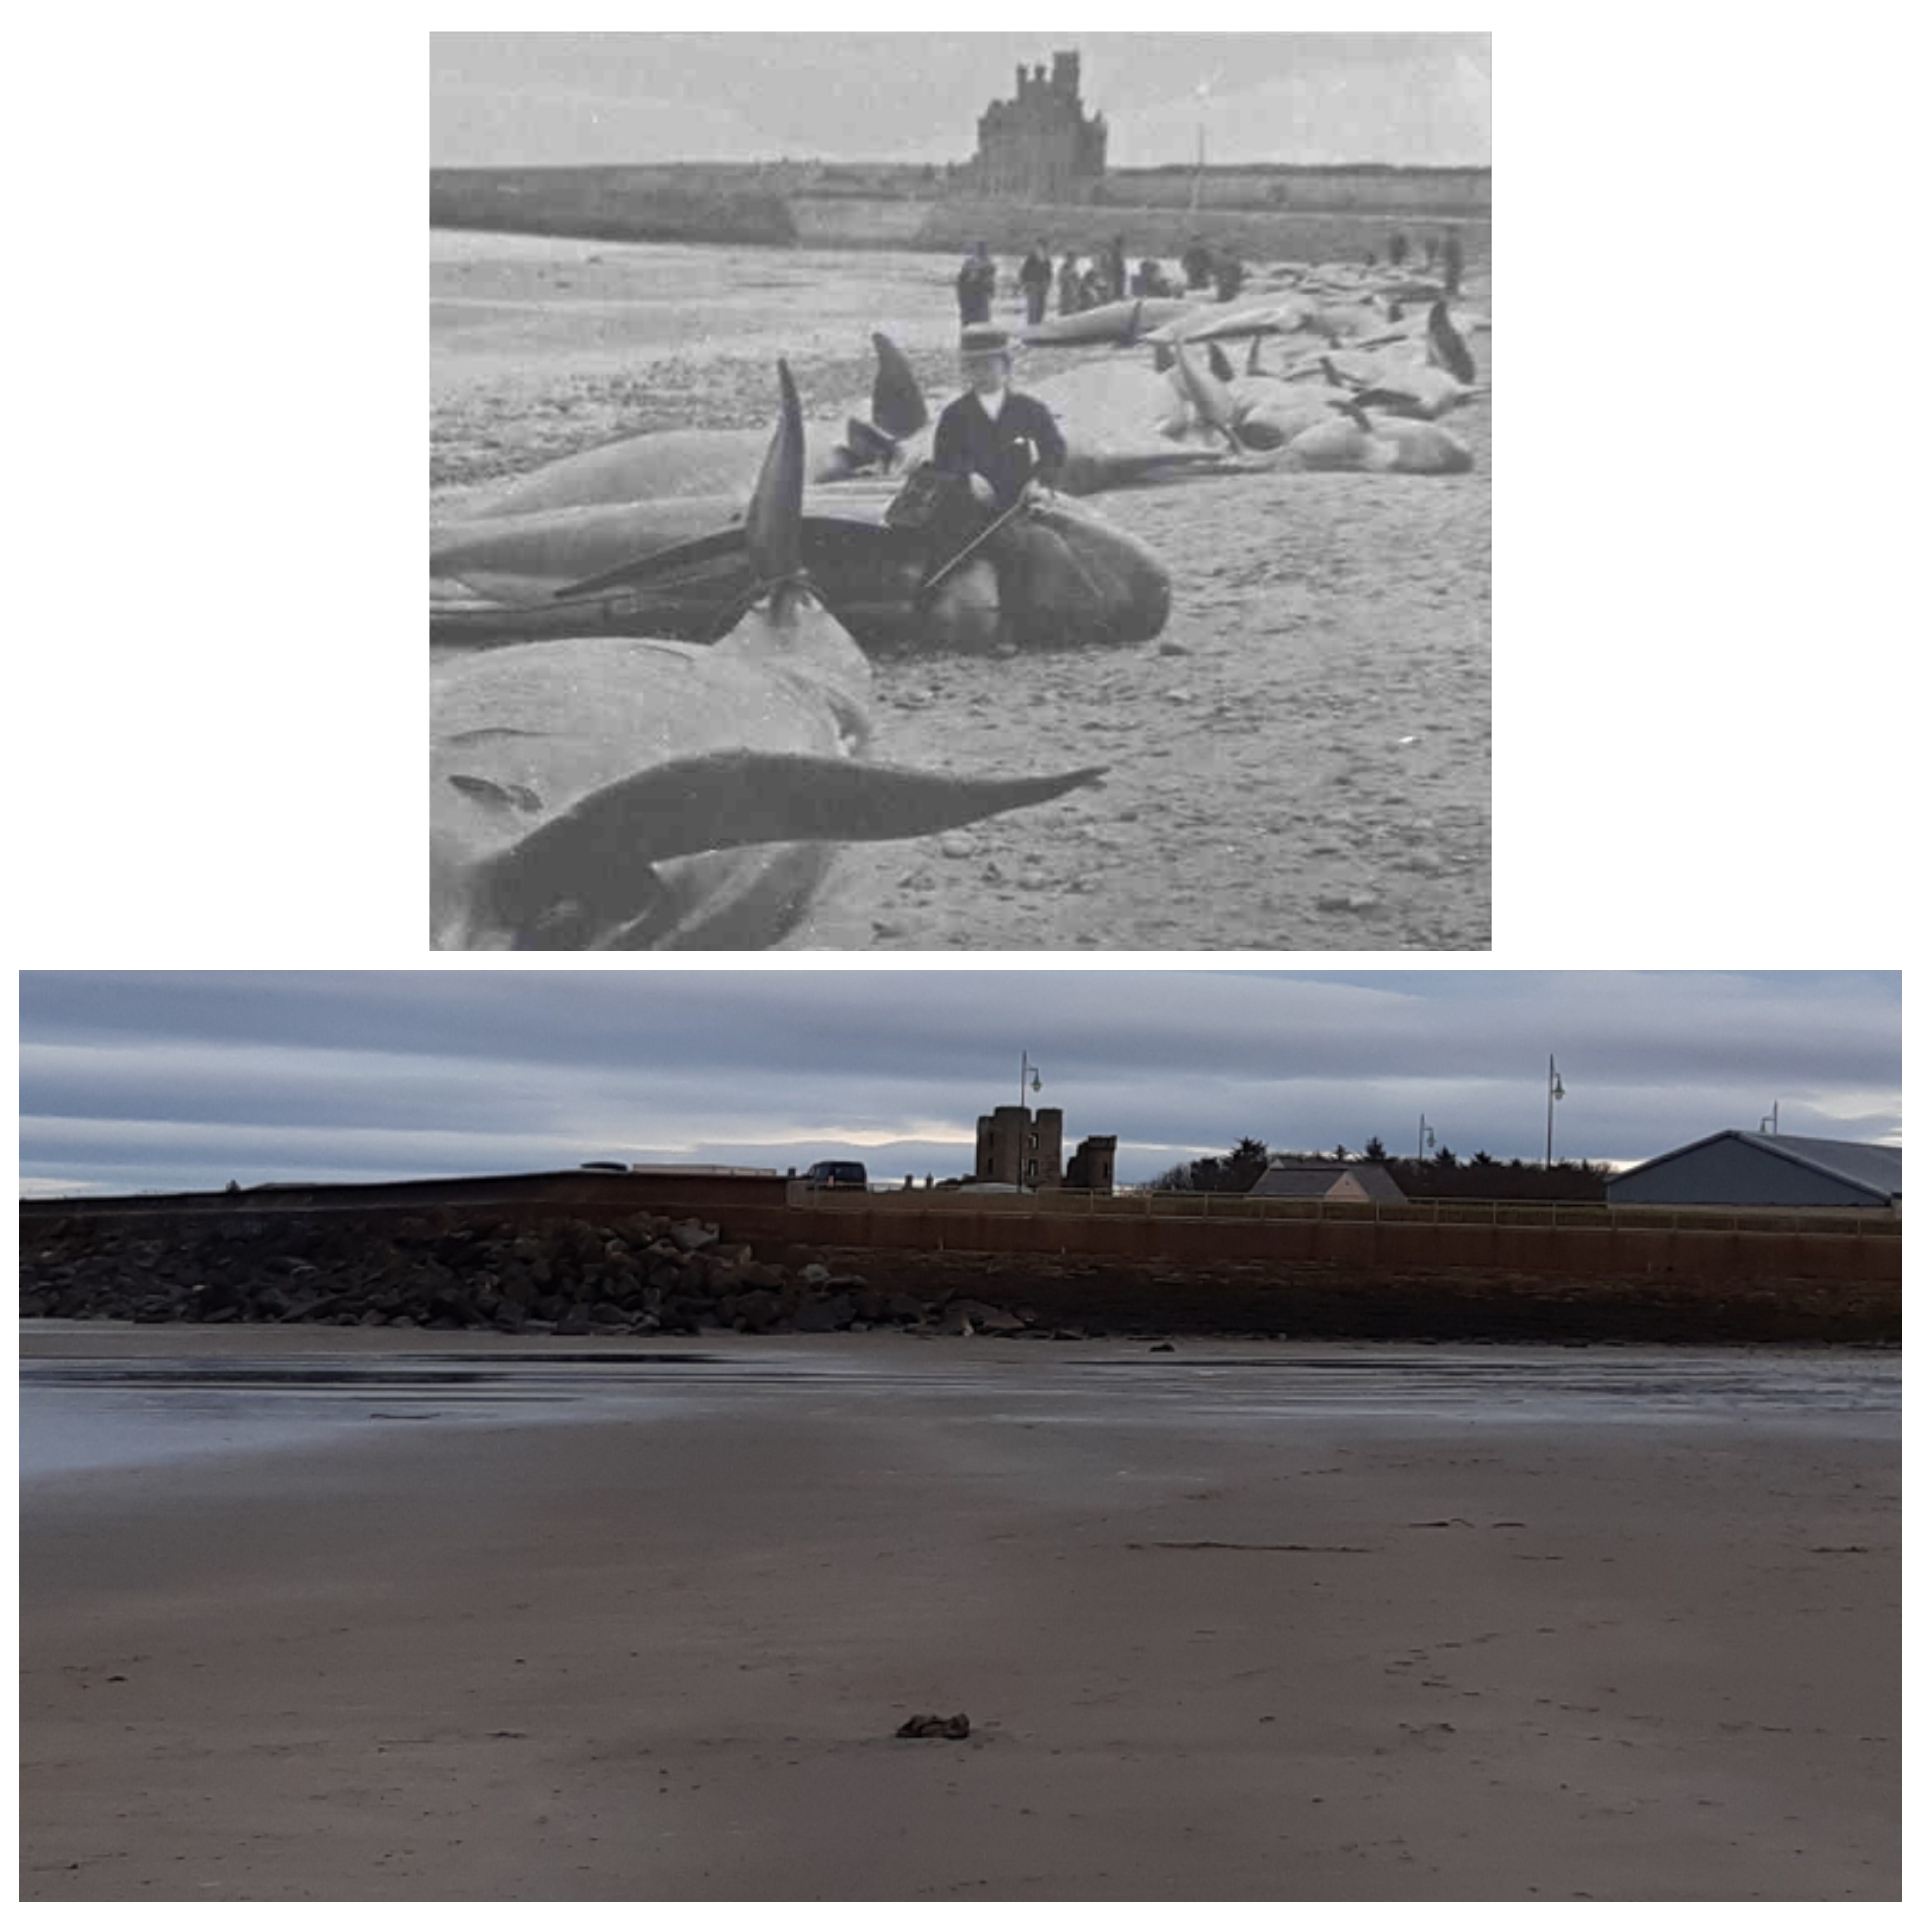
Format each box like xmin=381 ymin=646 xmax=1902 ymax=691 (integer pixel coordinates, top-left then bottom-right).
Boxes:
xmin=431 ymin=33 xmax=1491 ymax=171
xmin=18 ymin=971 xmax=1898 ymax=1198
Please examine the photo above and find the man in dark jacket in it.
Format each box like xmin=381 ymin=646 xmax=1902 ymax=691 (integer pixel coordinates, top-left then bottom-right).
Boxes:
xmin=1018 ymin=244 xmax=1053 ymax=326
xmin=923 ymin=325 xmax=1071 ymax=640
xmin=932 ymin=325 xmax=1067 ymax=511
xmin=955 ymin=242 xmax=996 ymax=326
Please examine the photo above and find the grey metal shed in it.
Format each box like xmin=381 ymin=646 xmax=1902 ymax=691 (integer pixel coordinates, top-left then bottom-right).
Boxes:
xmin=1605 ymin=1131 xmax=1901 ymax=1209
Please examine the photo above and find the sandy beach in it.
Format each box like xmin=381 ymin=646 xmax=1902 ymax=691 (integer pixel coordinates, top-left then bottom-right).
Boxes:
xmin=430 ymin=234 xmax=1491 ymax=949
xmin=20 ymin=1326 xmax=1896 ymax=1900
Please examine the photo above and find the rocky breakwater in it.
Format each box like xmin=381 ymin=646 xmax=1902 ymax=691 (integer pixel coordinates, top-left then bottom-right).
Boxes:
xmin=16 ymin=1211 xmax=1043 ymax=1340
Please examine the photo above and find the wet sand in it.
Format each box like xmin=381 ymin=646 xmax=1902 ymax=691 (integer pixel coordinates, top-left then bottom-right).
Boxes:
xmin=430 ymin=234 xmax=1490 ymax=949
xmin=20 ymin=1328 xmax=1896 ymax=1900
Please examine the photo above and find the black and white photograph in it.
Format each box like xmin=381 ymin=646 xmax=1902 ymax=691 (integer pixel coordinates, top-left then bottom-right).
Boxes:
xmin=430 ymin=33 xmax=1492 ymax=949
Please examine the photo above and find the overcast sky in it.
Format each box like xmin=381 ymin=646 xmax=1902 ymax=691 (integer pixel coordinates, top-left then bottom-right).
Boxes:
xmin=431 ymin=33 xmax=1491 ymax=171
xmin=18 ymin=972 xmax=1898 ymax=1198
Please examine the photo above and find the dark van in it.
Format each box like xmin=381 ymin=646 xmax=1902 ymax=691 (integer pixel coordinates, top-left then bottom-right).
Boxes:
xmin=803 ymin=1160 xmax=868 ymax=1191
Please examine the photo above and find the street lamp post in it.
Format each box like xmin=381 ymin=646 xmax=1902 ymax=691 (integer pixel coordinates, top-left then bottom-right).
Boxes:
xmin=1015 ymin=1050 xmax=1042 ymax=1193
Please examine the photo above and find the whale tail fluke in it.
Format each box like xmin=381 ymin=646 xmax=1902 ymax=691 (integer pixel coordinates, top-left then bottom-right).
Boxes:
xmin=469 ymin=750 xmax=1109 ymax=948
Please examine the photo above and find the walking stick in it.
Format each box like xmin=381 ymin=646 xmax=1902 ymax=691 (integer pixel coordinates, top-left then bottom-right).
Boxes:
xmin=914 ymin=491 xmax=1035 ymax=604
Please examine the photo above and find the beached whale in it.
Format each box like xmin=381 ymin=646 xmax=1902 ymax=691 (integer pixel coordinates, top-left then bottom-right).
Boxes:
xmin=446 ymin=334 xmax=930 ymax=521
xmin=1020 ymin=297 xmax=1196 ymax=347
xmin=1013 ymin=360 xmax=1255 ymax=490
xmin=1228 ymin=379 xmax=1345 ymax=449
xmin=1282 ymin=400 xmax=1473 ymax=475
xmin=1140 ymin=297 xmax=1320 ymax=347
xmin=1321 ymin=305 xmax=1481 ymax=421
xmin=432 ymin=468 xmax=1173 ymax=657
xmin=432 ymin=364 xmax=1107 ymax=951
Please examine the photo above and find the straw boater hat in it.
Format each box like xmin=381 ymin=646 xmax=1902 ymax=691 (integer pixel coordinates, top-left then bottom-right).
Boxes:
xmin=959 ymin=324 xmax=1016 ymax=361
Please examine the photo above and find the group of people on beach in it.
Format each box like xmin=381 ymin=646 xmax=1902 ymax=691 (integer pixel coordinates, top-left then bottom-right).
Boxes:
xmin=959 ymin=224 xmax=1464 ymax=330
xmin=1367 ymin=227 xmax=1464 ymax=289
xmin=957 ymin=235 xmax=1209 ymax=326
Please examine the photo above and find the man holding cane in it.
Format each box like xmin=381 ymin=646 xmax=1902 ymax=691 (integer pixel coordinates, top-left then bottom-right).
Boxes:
xmin=931 ymin=324 xmax=1066 ymax=511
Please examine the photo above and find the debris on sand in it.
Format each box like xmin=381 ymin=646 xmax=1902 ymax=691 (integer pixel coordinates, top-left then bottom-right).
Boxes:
xmin=896 ymin=1713 xmax=972 ymax=1740
xmin=1129 ymin=1540 xmax=1374 ymax=1554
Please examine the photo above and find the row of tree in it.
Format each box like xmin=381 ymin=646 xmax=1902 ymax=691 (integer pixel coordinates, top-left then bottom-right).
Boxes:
xmin=1146 ymin=1138 xmax=1610 ymax=1202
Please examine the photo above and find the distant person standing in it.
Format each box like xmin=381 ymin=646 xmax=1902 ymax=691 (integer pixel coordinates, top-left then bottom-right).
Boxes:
xmin=1442 ymin=228 xmax=1464 ymax=296
xmin=1018 ymin=244 xmax=1054 ymax=326
xmin=1180 ymin=237 xmax=1213 ymax=293
xmin=1056 ymin=253 xmax=1083 ymax=315
xmin=1388 ymin=230 xmax=1409 ymax=268
xmin=1213 ymin=248 xmax=1245 ymax=303
xmin=1107 ymin=235 xmax=1128 ymax=306
xmin=1131 ymin=257 xmax=1172 ymax=297
xmin=955 ymin=241 xmax=996 ymax=327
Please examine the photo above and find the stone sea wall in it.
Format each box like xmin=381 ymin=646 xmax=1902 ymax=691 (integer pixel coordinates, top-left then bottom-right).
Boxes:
xmin=428 ymin=167 xmax=1491 ymax=265
xmin=18 ymin=1207 xmax=1898 ymax=1345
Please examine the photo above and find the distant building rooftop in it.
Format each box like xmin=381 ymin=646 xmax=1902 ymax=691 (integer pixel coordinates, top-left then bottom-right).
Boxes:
xmin=1250 ymin=1163 xmax=1405 ymax=1204
xmin=1256 ymin=1158 xmax=1407 ymax=1204
xmin=1606 ymin=1131 xmax=1900 ymax=1206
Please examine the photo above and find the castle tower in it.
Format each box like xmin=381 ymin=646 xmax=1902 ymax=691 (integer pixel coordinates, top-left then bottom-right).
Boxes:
xmin=973 ymin=49 xmax=1107 ymax=203
xmin=974 ymin=1105 xmax=1065 ymax=1187
xmin=1063 ymin=1134 xmax=1117 ymax=1195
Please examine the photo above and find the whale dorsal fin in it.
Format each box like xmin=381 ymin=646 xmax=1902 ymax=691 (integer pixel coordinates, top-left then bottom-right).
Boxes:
xmin=744 ymin=360 xmax=807 ymax=617
xmin=869 ymin=332 xmax=928 ymax=441
xmin=1427 ymin=301 xmax=1477 ymax=384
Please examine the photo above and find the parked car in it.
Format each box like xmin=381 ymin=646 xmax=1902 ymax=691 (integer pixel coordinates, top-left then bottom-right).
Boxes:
xmin=802 ymin=1160 xmax=868 ymax=1191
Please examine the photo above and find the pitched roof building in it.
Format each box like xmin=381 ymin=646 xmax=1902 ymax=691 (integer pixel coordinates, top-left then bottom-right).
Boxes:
xmin=1250 ymin=1160 xmax=1407 ymax=1204
xmin=1605 ymin=1132 xmax=1901 ymax=1209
